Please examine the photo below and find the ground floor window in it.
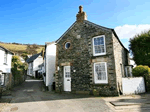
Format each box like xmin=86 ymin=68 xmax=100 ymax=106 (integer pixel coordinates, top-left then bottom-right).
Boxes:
xmin=94 ymin=62 xmax=108 ymax=84
xmin=0 ymin=73 xmax=5 ymax=86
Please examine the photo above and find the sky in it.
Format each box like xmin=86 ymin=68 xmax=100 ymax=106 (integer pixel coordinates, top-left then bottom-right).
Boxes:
xmin=0 ymin=0 xmax=150 ymax=49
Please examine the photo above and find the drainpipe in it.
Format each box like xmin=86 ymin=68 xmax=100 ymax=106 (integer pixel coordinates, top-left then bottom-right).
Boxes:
xmin=45 ymin=45 xmax=47 ymax=88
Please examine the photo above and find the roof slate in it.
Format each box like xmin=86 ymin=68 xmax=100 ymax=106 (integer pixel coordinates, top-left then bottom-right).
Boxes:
xmin=26 ymin=53 xmax=41 ymax=63
xmin=55 ymin=20 xmax=128 ymax=52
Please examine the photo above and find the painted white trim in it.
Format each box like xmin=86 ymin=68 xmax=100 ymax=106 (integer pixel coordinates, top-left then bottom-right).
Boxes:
xmin=92 ymin=35 xmax=106 ymax=56
xmin=94 ymin=62 xmax=108 ymax=84
xmin=65 ymin=42 xmax=71 ymax=49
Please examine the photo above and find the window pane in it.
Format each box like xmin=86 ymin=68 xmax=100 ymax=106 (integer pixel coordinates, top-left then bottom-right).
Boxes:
xmin=101 ymin=72 xmax=106 ymax=80
xmin=94 ymin=38 xmax=98 ymax=45
xmin=100 ymin=37 xmax=104 ymax=44
xmin=95 ymin=63 xmax=106 ymax=81
xmin=94 ymin=45 xmax=105 ymax=54
xmin=97 ymin=38 xmax=101 ymax=45
xmin=65 ymin=42 xmax=71 ymax=49
xmin=65 ymin=72 xmax=70 ymax=77
xmin=95 ymin=46 xmax=100 ymax=53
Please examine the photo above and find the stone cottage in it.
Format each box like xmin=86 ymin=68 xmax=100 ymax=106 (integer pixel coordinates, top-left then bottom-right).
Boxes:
xmin=55 ymin=6 xmax=130 ymax=96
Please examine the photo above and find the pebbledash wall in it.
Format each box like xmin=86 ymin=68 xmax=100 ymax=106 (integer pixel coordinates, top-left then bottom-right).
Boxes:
xmin=55 ymin=6 xmax=129 ymax=96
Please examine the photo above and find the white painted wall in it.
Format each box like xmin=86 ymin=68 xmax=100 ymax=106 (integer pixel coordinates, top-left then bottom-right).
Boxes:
xmin=33 ymin=56 xmax=43 ymax=71
xmin=33 ymin=55 xmax=43 ymax=77
xmin=122 ymin=77 xmax=145 ymax=95
xmin=0 ymin=48 xmax=13 ymax=73
xmin=27 ymin=55 xmax=43 ymax=77
xmin=130 ymin=59 xmax=137 ymax=68
xmin=45 ymin=43 xmax=56 ymax=88
xmin=43 ymin=57 xmax=46 ymax=84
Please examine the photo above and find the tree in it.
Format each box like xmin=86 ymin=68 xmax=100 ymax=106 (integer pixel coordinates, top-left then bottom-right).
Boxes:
xmin=21 ymin=53 xmax=28 ymax=61
xmin=11 ymin=56 xmax=28 ymax=85
xmin=129 ymin=30 xmax=150 ymax=67
xmin=26 ymin=44 xmax=39 ymax=55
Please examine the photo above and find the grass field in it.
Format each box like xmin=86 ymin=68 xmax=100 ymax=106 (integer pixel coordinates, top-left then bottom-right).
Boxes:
xmin=0 ymin=43 xmax=44 ymax=54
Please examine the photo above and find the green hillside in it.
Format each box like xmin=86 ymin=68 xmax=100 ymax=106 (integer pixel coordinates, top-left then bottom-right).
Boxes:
xmin=0 ymin=42 xmax=44 ymax=55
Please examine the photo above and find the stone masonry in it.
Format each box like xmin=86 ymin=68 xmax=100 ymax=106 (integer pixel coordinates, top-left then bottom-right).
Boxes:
xmin=55 ymin=6 xmax=129 ymax=96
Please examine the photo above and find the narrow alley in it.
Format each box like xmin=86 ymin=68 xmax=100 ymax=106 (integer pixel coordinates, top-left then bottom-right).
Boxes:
xmin=0 ymin=76 xmax=113 ymax=112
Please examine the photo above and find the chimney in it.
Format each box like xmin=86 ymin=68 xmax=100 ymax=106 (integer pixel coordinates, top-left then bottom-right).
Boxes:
xmin=76 ymin=6 xmax=87 ymax=22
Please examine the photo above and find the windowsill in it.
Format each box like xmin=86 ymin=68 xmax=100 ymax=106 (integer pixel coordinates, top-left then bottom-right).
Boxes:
xmin=93 ymin=81 xmax=108 ymax=85
xmin=3 ymin=63 xmax=7 ymax=65
xmin=92 ymin=54 xmax=108 ymax=58
xmin=93 ymin=53 xmax=106 ymax=57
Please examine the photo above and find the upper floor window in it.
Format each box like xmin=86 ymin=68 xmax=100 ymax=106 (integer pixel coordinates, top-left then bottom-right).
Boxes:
xmin=93 ymin=35 xmax=106 ymax=56
xmin=4 ymin=52 xmax=7 ymax=64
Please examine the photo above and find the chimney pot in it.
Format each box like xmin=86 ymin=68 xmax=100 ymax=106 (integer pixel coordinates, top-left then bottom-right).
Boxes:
xmin=79 ymin=5 xmax=83 ymax=13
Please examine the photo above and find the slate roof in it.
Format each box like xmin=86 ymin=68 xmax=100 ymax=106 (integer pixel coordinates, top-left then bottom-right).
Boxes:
xmin=26 ymin=53 xmax=41 ymax=63
xmin=55 ymin=20 xmax=128 ymax=52
xmin=0 ymin=45 xmax=14 ymax=55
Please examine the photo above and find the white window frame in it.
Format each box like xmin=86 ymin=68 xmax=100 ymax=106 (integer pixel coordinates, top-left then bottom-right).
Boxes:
xmin=94 ymin=62 xmax=108 ymax=84
xmin=93 ymin=35 xmax=106 ymax=56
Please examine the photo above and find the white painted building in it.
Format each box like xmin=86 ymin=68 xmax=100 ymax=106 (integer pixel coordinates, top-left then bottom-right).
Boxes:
xmin=38 ymin=62 xmax=45 ymax=77
xmin=20 ymin=56 xmax=25 ymax=63
xmin=44 ymin=42 xmax=56 ymax=91
xmin=0 ymin=46 xmax=14 ymax=86
xmin=26 ymin=53 xmax=43 ymax=78
xmin=130 ymin=58 xmax=137 ymax=68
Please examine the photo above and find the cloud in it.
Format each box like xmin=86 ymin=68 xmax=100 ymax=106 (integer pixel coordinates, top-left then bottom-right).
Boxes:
xmin=114 ymin=24 xmax=150 ymax=39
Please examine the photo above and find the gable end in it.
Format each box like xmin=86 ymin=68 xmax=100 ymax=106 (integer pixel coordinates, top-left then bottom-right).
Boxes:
xmin=55 ymin=22 xmax=77 ymax=44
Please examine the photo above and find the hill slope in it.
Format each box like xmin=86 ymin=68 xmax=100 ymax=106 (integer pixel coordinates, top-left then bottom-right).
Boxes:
xmin=0 ymin=42 xmax=44 ymax=55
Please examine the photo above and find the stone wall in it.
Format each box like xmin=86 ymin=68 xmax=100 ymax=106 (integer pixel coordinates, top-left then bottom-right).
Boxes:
xmin=112 ymin=33 xmax=129 ymax=94
xmin=0 ymin=73 xmax=13 ymax=95
xmin=0 ymin=72 xmax=26 ymax=95
xmin=55 ymin=20 xmax=128 ymax=96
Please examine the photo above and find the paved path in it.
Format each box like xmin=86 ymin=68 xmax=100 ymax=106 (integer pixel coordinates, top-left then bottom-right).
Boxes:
xmin=1 ymin=77 xmax=113 ymax=112
xmin=103 ymin=95 xmax=150 ymax=112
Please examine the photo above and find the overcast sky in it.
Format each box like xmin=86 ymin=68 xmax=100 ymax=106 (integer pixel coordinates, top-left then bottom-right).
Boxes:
xmin=0 ymin=0 xmax=150 ymax=49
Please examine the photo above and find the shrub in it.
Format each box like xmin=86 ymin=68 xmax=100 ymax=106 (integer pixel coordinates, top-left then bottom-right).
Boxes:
xmin=132 ymin=65 xmax=150 ymax=77
xmin=11 ymin=55 xmax=28 ymax=85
